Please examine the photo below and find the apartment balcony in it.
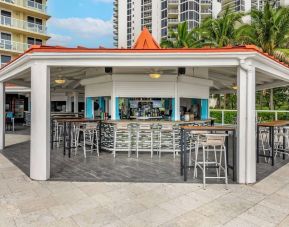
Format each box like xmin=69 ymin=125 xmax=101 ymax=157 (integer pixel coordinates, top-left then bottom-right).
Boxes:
xmin=168 ymin=18 xmax=179 ymax=23
xmin=201 ymin=8 xmax=212 ymax=14
xmin=168 ymin=9 xmax=178 ymax=14
xmin=0 ymin=39 xmax=30 ymax=54
xmin=168 ymin=0 xmax=178 ymax=4
xmin=143 ymin=12 xmax=152 ymax=18
xmin=113 ymin=41 xmax=118 ymax=47
xmin=201 ymin=0 xmax=212 ymax=4
xmin=0 ymin=0 xmax=48 ymax=15
xmin=0 ymin=15 xmax=48 ymax=36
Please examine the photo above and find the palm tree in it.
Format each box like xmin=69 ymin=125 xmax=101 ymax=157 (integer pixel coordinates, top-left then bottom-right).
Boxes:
xmin=238 ymin=1 xmax=289 ymax=61
xmin=199 ymin=7 xmax=244 ymax=48
xmin=160 ymin=21 xmax=202 ymax=48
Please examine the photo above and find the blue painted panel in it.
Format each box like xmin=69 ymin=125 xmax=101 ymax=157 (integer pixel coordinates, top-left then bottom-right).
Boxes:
xmin=115 ymin=97 xmax=120 ymax=120
xmin=99 ymin=97 xmax=105 ymax=112
xmin=85 ymin=97 xmax=94 ymax=119
xmin=172 ymin=98 xmax=175 ymax=121
xmin=201 ymin=99 xmax=209 ymax=120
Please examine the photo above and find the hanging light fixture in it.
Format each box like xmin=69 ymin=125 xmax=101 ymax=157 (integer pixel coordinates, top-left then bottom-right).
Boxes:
xmin=232 ymin=83 xmax=238 ymax=90
xmin=55 ymin=77 xmax=66 ymax=84
xmin=149 ymin=73 xmax=161 ymax=79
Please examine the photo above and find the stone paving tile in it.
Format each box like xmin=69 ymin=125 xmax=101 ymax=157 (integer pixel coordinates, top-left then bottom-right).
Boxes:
xmin=13 ymin=209 xmax=57 ymax=227
xmin=71 ymin=206 xmax=120 ymax=227
xmin=278 ymin=215 xmax=289 ymax=227
xmin=0 ymin=217 xmax=16 ymax=227
xmin=3 ymin=132 xmax=289 ymax=226
xmin=242 ymin=204 xmax=288 ymax=225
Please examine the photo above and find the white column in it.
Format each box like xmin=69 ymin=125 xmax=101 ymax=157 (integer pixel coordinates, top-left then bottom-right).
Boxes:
xmin=174 ymin=82 xmax=180 ymax=121
xmin=30 ymin=64 xmax=50 ymax=180
xmin=0 ymin=82 xmax=5 ymax=150
xmin=237 ymin=62 xmax=256 ymax=184
xmin=66 ymin=95 xmax=72 ymax=112
xmin=73 ymin=92 xmax=79 ymax=113
xmin=27 ymin=94 xmax=31 ymax=112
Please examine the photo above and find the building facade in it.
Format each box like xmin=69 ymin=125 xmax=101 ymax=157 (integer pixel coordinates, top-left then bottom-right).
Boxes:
xmin=222 ymin=0 xmax=289 ymax=13
xmin=113 ymin=0 xmax=222 ymax=48
xmin=0 ymin=0 xmax=50 ymax=66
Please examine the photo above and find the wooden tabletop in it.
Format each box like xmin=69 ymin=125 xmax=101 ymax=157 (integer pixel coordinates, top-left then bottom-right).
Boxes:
xmin=258 ymin=120 xmax=289 ymax=127
xmin=56 ymin=118 xmax=100 ymax=123
xmin=181 ymin=125 xmax=236 ymax=131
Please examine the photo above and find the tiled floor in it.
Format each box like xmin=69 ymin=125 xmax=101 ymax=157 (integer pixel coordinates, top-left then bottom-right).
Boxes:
xmin=2 ymin=125 xmax=289 ymax=183
xmin=2 ymin=146 xmax=289 ymax=226
xmin=2 ymin=128 xmax=289 ymax=226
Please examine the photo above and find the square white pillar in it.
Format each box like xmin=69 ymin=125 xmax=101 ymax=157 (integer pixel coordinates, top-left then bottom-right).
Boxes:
xmin=73 ymin=92 xmax=79 ymax=113
xmin=0 ymin=82 xmax=5 ymax=150
xmin=237 ymin=63 xmax=256 ymax=184
xmin=66 ymin=95 xmax=72 ymax=112
xmin=30 ymin=64 xmax=50 ymax=180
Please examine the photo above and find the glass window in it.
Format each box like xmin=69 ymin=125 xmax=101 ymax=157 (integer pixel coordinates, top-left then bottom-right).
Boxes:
xmin=1 ymin=55 xmax=11 ymax=64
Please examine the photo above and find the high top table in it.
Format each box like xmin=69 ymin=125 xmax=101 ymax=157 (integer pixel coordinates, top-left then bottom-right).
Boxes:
xmin=257 ymin=120 xmax=289 ymax=166
xmin=180 ymin=125 xmax=236 ymax=182
xmin=53 ymin=118 xmax=101 ymax=158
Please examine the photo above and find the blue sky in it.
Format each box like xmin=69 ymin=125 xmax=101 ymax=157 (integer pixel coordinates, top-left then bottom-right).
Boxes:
xmin=47 ymin=0 xmax=114 ymax=47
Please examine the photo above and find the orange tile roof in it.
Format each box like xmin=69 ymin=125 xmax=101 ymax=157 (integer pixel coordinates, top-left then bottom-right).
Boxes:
xmin=132 ymin=27 xmax=161 ymax=49
xmin=0 ymin=30 xmax=288 ymax=70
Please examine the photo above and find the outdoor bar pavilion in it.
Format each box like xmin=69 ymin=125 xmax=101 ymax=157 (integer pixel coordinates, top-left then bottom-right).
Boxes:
xmin=0 ymin=28 xmax=289 ymax=184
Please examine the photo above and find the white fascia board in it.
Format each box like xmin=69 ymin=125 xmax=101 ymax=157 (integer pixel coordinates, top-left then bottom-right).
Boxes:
xmin=80 ymin=75 xmax=112 ymax=86
xmin=0 ymin=55 xmax=32 ymax=83
xmin=178 ymin=75 xmax=213 ymax=87
xmin=24 ymin=52 xmax=255 ymax=67
xmin=253 ymin=54 xmax=289 ymax=82
xmin=112 ymin=74 xmax=177 ymax=82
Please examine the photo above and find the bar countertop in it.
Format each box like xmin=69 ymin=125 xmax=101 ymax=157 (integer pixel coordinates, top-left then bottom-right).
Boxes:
xmin=258 ymin=120 xmax=289 ymax=127
xmin=102 ymin=119 xmax=213 ymax=125
xmin=181 ymin=125 xmax=236 ymax=131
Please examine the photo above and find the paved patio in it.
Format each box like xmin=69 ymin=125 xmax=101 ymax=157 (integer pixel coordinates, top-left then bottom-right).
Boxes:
xmin=1 ymin=129 xmax=289 ymax=226
xmin=2 ymin=126 xmax=289 ymax=184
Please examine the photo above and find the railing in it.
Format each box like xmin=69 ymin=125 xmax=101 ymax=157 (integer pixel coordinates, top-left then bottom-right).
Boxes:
xmin=201 ymin=0 xmax=212 ymax=4
xmin=0 ymin=15 xmax=47 ymax=34
xmin=168 ymin=19 xmax=179 ymax=23
xmin=168 ymin=9 xmax=178 ymax=14
xmin=168 ymin=0 xmax=178 ymax=3
xmin=209 ymin=109 xmax=289 ymax=125
xmin=1 ymin=0 xmax=47 ymax=14
xmin=0 ymin=39 xmax=30 ymax=53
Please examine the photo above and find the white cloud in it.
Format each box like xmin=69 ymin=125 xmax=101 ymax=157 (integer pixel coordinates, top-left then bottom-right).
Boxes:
xmin=48 ymin=17 xmax=113 ymax=40
xmin=47 ymin=33 xmax=73 ymax=46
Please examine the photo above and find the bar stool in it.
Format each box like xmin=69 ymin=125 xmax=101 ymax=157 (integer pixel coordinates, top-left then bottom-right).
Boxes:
xmin=159 ymin=124 xmax=176 ymax=158
xmin=189 ymin=130 xmax=208 ymax=167
xmin=53 ymin=120 xmax=64 ymax=148
xmin=75 ymin=123 xmax=99 ymax=158
xmin=274 ymin=126 xmax=289 ymax=158
xmin=113 ymin=123 xmax=131 ymax=158
xmin=194 ymin=133 xmax=228 ymax=189
xmin=136 ymin=123 xmax=153 ymax=158
xmin=260 ymin=128 xmax=271 ymax=163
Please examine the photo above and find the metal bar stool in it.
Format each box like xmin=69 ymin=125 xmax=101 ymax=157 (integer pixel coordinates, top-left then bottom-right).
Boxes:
xmin=75 ymin=123 xmax=99 ymax=158
xmin=159 ymin=123 xmax=176 ymax=158
xmin=136 ymin=123 xmax=153 ymax=158
xmin=113 ymin=123 xmax=131 ymax=158
xmin=195 ymin=133 xmax=228 ymax=189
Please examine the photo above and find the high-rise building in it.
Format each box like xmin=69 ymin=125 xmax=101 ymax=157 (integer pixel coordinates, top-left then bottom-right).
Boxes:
xmin=0 ymin=0 xmax=50 ymax=66
xmin=113 ymin=0 xmax=222 ymax=48
xmin=221 ymin=0 xmax=288 ymax=13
